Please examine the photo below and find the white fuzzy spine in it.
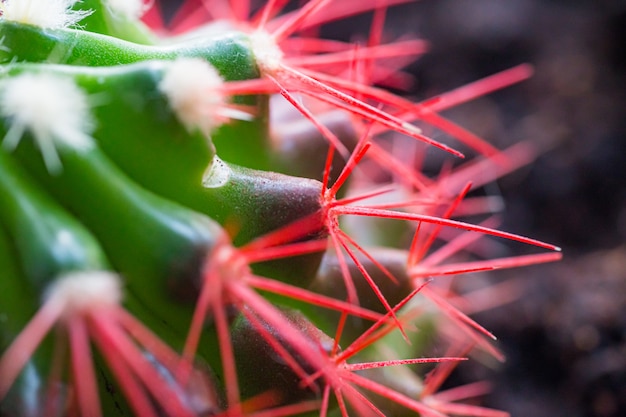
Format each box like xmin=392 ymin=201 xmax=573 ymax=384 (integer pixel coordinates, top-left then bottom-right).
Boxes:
xmin=159 ymin=57 xmax=230 ymax=137
xmin=249 ymin=30 xmax=285 ymax=75
xmin=0 ymin=73 xmax=94 ymax=173
xmin=44 ymin=271 xmax=123 ymax=320
xmin=0 ymin=0 xmax=92 ymax=29
xmin=105 ymin=0 xmax=149 ymax=21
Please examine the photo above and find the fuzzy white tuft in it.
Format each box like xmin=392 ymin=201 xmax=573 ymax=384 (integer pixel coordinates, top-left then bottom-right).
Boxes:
xmin=249 ymin=30 xmax=284 ymax=75
xmin=159 ymin=57 xmax=230 ymax=137
xmin=0 ymin=73 xmax=94 ymax=173
xmin=0 ymin=0 xmax=93 ymax=29
xmin=105 ymin=0 xmax=148 ymax=21
xmin=45 ymin=271 xmax=123 ymax=318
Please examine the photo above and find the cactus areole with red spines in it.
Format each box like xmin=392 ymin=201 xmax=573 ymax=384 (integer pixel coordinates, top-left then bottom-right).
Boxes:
xmin=0 ymin=1 xmax=561 ymax=416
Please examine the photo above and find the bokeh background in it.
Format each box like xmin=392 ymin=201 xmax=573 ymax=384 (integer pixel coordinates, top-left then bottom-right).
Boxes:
xmin=158 ymin=1 xmax=626 ymax=416
xmin=385 ymin=3 xmax=626 ymax=417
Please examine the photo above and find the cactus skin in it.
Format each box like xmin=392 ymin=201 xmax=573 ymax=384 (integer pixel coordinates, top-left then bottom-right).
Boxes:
xmin=0 ymin=225 xmax=49 ymax=417
xmin=0 ymin=1 xmax=562 ymax=417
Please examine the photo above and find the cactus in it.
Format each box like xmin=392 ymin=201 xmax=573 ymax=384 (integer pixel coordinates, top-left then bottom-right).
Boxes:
xmin=0 ymin=1 xmax=562 ymax=416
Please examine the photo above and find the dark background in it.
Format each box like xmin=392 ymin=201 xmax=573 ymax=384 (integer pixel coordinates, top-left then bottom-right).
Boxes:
xmin=383 ymin=3 xmax=626 ymax=417
xmin=158 ymin=1 xmax=626 ymax=416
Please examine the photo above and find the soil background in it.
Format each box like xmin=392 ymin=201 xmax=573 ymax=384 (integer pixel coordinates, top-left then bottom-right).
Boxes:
xmin=385 ymin=3 xmax=626 ymax=417
xmin=160 ymin=1 xmax=626 ymax=416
